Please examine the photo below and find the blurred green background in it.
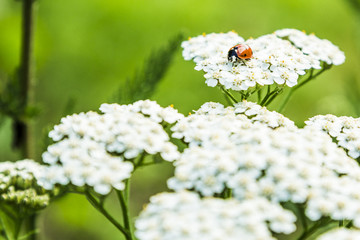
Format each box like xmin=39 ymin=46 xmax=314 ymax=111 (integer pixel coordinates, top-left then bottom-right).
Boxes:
xmin=0 ymin=0 xmax=359 ymax=239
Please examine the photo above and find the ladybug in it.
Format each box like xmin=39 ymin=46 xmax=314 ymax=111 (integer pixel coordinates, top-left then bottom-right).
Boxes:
xmin=227 ymin=44 xmax=253 ymax=62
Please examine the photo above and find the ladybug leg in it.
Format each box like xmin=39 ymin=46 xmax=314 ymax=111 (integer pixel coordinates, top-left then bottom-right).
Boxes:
xmin=239 ymin=59 xmax=246 ymax=65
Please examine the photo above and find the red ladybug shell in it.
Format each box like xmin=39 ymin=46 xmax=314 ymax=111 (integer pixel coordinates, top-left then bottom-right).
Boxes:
xmin=228 ymin=44 xmax=253 ymax=62
xmin=235 ymin=44 xmax=253 ymax=59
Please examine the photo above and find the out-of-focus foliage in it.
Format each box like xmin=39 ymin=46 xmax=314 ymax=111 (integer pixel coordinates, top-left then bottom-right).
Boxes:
xmin=0 ymin=0 xmax=359 ymax=239
xmin=113 ymin=33 xmax=184 ymax=104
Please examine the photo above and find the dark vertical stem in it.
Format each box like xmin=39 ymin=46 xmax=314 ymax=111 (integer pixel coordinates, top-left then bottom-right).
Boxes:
xmin=20 ymin=0 xmax=34 ymax=99
xmin=18 ymin=1 xmax=36 ymax=239
xmin=13 ymin=0 xmax=35 ymax=158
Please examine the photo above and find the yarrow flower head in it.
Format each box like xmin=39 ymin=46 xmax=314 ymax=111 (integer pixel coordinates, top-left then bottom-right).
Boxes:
xmin=40 ymin=137 xmax=134 ymax=195
xmin=182 ymin=29 xmax=344 ymax=91
xmin=48 ymin=100 xmax=181 ymax=161
xmin=99 ymin=99 xmax=183 ymax=125
xmin=169 ymin=104 xmax=360 ymax=226
xmin=305 ymin=114 xmax=360 ymax=159
xmin=233 ymin=100 xmax=296 ymax=129
xmin=43 ymin=100 xmax=182 ymax=195
xmin=135 ymin=191 xmax=296 ymax=240
xmin=172 ymin=101 xmax=296 ymax=147
xmin=275 ymin=28 xmax=345 ymax=65
xmin=0 ymin=159 xmax=51 ymax=209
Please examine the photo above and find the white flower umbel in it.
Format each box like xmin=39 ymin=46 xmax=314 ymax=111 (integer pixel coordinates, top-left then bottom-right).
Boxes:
xmin=316 ymin=229 xmax=360 ymax=240
xmin=305 ymin=114 xmax=360 ymax=159
xmin=182 ymin=30 xmax=335 ymax=91
xmin=43 ymin=101 xmax=182 ymax=195
xmin=41 ymin=137 xmax=134 ymax=195
xmin=233 ymin=100 xmax=296 ymax=129
xmin=275 ymin=28 xmax=345 ymax=65
xmin=100 ymin=100 xmax=184 ymax=124
xmin=135 ymin=191 xmax=296 ymax=240
xmin=48 ymin=102 xmax=180 ymax=162
xmin=169 ymin=105 xmax=360 ymax=225
xmin=0 ymin=159 xmax=50 ymax=209
xmin=172 ymin=102 xmax=296 ymax=147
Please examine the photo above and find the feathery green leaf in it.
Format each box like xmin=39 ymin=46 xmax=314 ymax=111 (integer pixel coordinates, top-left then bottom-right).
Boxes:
xmin=113 ymin=33 xmax=184 ymax=104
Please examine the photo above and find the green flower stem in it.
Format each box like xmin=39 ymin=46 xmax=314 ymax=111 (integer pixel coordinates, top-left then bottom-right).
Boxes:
xmin=259 ymin=85 xmax=271 ymax=105
xmin=116 ymin=181 xmax=135 ymax=240
xmin=85 ymin=191 xmax=131 ymax=239
xmin=3 ymin=220 xmax=21 ymax=240
xmin=16 ymin=1 xmax=37 ymax=239
xmin=298 ymin=206 xmax=308 ymax=233
xmin=257 ymin=88 xmax=262 ymax=103
xmin=222 ymin=91 xmax=234 ymax=105
xmin=260 ymin=86 xmax=279 ymax=106
xmin=297 ymin=218 xmax=332 ymax=240
xmin=0 ymin=205 xmax=22 ymax=240
xmin=134 ymin=152 xmax=147 ymax=169
xmin=293 ymin=65 xmax=332 ymax=91
xmin=278 ymin=65 xmax=332 ymax=112
xmin=238 ymin=87 xmax=261 ymax=101
xmin=263 ymin=88 xmax=283 ymax=106
xmin=345 ymin=221 xmax=353 ymax=228
xmin=220 ymin=86 xmax=238 ymax=104
xmin=23 ymin=215 xmax=36 ymax=240
xmin=13 ymin=0 xmax=36 ymax=158
xmin=222 ymin=188 xmax=232 ymax=199
xmin=339 ymin=220 xmax=344 ymax=227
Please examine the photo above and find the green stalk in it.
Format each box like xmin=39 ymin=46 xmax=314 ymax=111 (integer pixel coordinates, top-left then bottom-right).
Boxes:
xmin=263 ymin=88 xmax=283 ymax=106
xmin=220 ymin=86 xmax=238 ymax=104
xmin=278 ymin=65 xmax=331 ymax=112
xmin=85 ymin=192 xmax=130 ymax=238
xmin=257 ymin=87 xmax=262 ymax=103
xmin=134 ymin=152 xmax=147 ymax=169
xmin=345 ymin=221 xmax=353 ymax=228
xmin=339 ymin=220 xmax=344 ymax=227
xmin=116 ymin=180 xmax=134 ymax=240
xmin=13 ymin=0 xmax=35 ymax=158
xmin=222 ymin=91 xmax=234 ymax=105
xmin=259 ymin=85 xmax=271 ymax=105
xmin=260 ymin=86 xmax=279 ymax=106
xmin=297 ymin=218 xmax=331 ymax=240
xmin=0 ymin=205 xmax=22 ymax=240
xmin=296 ymin=204 xmax=308 ymax=233
xmin=15 ymin=0 xmax=37 ymax=239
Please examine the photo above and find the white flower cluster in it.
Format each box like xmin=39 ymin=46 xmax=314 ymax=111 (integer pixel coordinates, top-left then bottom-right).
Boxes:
xmin=305 ymin=114 xmax=360 ymax=159
xmin=49 ymin=101 xmax=180 ymax=161
xmin=172 ymin=102 xmax=295 ymax=147
xmin=0 ymin=159 xmax=44 ymax=184
xmin=41 ymin=138 xmax=133 ymax=195
xmin=233 ymin=100 xmax=296 ymax=129
xmin=100 ymin=100 xmax=183 ymax=125
xmin=182 ymin=29 xmax=344 ymax=91
xmin=43 ymin=100 xmax=181 ymax=195
xmin=0 ymin=159 xmax=50 ymax=208
xmin=275 ymin=28 xmax=345 ymax=65
xmin=135 ymin=191 xmax=296 ymax=240
xmin=169 ymin=105 xmax=360 ymax=225
xmin=316 ymin=229 xmax=360 ymax=240
xmin=182 ymin=32 xmax=244 ymax=63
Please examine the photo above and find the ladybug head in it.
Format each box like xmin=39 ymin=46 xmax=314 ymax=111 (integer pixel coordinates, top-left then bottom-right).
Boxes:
xmin=227 ymin=47 xmax=238 ymax=62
